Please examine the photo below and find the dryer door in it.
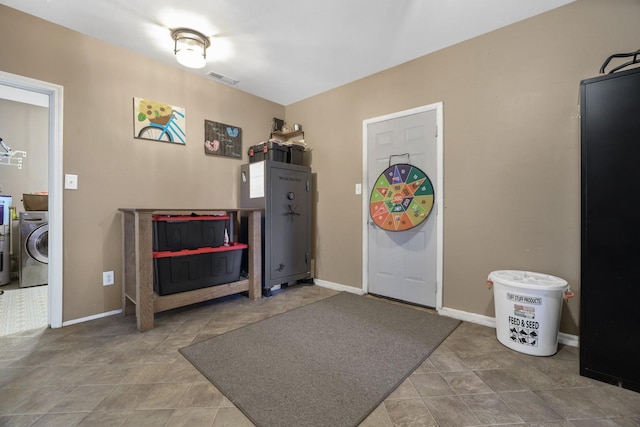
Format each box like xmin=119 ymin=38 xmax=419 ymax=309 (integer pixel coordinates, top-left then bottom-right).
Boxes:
xmin=26 ymin=223 xmax=48 ymax=264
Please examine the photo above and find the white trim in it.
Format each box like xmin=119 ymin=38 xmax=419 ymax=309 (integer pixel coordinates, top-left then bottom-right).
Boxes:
xmin=362 ymin=102 xmax=444 ymax=309
xmin=314 ymin=279 xmax=365 ymax=295
xmin=0 ymin=71 xmax=64 ymax=329
xmin=438 ymin=306 xmax=579 ymax=348
xmin=62 ymin=309 xmax=123 ymax=327
xmin=0 ymin=85 xmax=48 ymax=107
xmin=434 ymin=104 xmax=444 ymax=309
xmin=438 ymin=307 xmax=497 ymax=328
xmin=558 ymin=332 xmax=580 ymax=347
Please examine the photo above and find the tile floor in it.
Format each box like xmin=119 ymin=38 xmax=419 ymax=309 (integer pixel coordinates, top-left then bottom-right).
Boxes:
xmin=0 ymin=285 xmax=48 ymax=336
xmin=0 ymin=284 xmax=638 ymax=426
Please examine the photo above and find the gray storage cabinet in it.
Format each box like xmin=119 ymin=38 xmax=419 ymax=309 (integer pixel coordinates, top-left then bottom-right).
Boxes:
xmin=240 ymin=160 xmax=312 ymax=291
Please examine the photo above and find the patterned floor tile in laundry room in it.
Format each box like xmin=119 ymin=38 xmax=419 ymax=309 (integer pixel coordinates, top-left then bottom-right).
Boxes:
xmin=0 ymin=285 xmax=48 ymax=336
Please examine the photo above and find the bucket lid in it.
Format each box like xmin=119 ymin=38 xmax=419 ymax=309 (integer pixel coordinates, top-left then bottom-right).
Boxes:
xmin=488 ymin=270 xmax=567 ymax=291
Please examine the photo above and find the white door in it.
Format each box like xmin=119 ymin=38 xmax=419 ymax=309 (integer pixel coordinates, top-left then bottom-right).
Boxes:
xmin=364 ymin=104 xmax=442 ymax=307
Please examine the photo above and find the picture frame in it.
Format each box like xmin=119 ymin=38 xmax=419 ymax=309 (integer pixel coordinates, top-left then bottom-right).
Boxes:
xmin=204 ymin=119 xmax=242 ymax=159
xmin=134 ymin=97 xmax=186 ymax=144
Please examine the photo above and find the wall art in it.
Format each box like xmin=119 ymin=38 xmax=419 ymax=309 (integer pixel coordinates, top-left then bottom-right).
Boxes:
xmin=134 ymin=97 xmax=186 ymax=144
xmin=204 ymin=119 xmax=242 ymax=159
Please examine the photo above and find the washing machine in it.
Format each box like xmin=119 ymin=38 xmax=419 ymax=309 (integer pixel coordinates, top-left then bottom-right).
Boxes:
xmin=19 ymin=211 xmax=48 ymax=287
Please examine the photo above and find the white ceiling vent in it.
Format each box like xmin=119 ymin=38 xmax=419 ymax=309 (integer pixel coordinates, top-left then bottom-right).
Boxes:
xmin=206 ymin=71 xmax=240 ymax=86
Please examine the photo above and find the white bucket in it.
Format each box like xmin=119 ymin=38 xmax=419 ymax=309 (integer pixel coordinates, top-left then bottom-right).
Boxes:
xmin=487 ymin=270 xmax=572 ymax=356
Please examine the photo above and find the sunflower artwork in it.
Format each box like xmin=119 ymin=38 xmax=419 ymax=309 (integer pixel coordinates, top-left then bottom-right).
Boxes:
xmin=204 ymin=119 xmax=242 ymax=159
xmin=134 ymin=97 xmax=186 ymax=144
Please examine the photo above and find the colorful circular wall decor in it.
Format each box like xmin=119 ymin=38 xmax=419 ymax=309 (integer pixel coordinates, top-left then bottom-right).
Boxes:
xmin=369 ymin=163 xmax=434 ymax=231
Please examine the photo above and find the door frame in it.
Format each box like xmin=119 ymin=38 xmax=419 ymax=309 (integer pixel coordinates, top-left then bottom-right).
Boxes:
xmin=0 ymin=71 xmax=64 ymax=328
xmin=362 ymin=102 xmax=444 ymax=309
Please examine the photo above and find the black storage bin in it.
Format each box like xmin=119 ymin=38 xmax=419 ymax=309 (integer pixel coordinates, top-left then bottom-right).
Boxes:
xmin=249 ymin=141 xmax=288 ymax=163
xmin=153 ymin=243 xmax=247 ymax=296
xmin=288 ymin=145 xmax=305 ymax=165
xmin=153 ymin=215 xmax=228 ymax=251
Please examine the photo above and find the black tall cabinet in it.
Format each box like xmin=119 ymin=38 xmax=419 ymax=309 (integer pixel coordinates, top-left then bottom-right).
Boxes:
xmin=580 ymin=67 xmax=640 ymax=393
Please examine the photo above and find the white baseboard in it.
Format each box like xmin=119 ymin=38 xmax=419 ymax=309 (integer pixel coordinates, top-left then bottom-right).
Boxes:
xmin=62 ymin=309 xmax=123 ymax=327
xmin=438 ymin=307 xmax=496 ymax=328
xmin=313 ymin=279 xmax=364 ymax=295
xmin=438 ymin=306 xmax=579 ymax=348
xmin=558 ymin=332 xmax=580 ymax=347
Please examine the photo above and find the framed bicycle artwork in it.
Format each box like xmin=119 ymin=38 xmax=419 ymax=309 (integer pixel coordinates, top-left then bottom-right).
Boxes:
xmin=204 ymin=119 xmax=242 ymax=159
xmin=134 ymin=97 xmax=186 ymax=144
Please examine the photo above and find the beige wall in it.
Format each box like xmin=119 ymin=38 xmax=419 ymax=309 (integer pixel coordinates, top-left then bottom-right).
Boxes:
xmin=2 ymin=1 xmax=638 ymax=334
xmin=286 ymin=0 xmax=640 ymax=335
xmin=0 ymin=6 xmax=284 ymax=321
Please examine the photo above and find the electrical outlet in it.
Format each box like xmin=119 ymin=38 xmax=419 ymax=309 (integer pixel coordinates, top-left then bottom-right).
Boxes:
xmin=103 ymin=271 xmax=114 ymax=286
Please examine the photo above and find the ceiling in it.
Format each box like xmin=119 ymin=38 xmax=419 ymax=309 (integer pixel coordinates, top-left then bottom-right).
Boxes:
xmin=1 ymin=0 xmax=575 ymax=105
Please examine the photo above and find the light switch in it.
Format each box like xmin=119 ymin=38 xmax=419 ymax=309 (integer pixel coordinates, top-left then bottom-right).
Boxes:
xmin=64 ymin=174 xmax=78 ymax=190
xmin=355 ymin=183 xmax=362 ymax=195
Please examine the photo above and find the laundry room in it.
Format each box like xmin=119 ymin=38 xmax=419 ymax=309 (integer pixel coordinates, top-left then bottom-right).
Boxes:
xmin=0 ymin=89 xmax=49 ymax=335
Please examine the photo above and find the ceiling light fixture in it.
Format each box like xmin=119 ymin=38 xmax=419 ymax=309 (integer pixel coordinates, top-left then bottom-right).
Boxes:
xmin=171 ymin=28 xmax=210 ymax=69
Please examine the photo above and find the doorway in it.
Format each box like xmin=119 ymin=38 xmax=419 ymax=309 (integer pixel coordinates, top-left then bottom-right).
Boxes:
xmin=0 ymin=71 xmax=63 ymax=329
xmin=362 ymin=103 xmax=443 ymax=308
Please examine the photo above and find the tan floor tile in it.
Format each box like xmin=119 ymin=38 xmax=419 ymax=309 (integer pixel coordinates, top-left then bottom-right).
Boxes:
xmin=428 ymin=352 xmax=468 ymax=372
xmin=412 ymin=359 xmax=437 ymax=374
xmin=123 ymin=409 xmax=174 ymax=426
xmin=48 ymin=384 xmax=115 ymax=413
xmin=136 ymin=383 xmax=191 ymax=410
xmin=82 ymin=364 xmax=138 ymax=385
xmin=0 ymin=366 xmax=38 ymax=388
xmin=440 ymin=370 xmax=493 ymax=394
xmin=409 ymin=373 xmax=454 ymax=397
xmin=384 ymin=398 xmax=437 ymax=426
xmin=212 ymin=406 xmax=255 ymax=427
xmin=386 ymin=378 xmax=420 ymax=400
xmin=29 ymin=412 xmax=88 ymax=427
xmin=498 ymin=390 xmax=564 ymax=422
xmin=166 ymin=407 xmax=218 ymax=427
xmin=359 ymin=404 xmax=393 ymax=426
xmin=11 ymin=385 xmax=75 ymax=414
xmin=423 ymin=395 xmax=481 ymax=426
xmin=2 ymin=285 xmax=639 ymax=427
xmin=460 ymin=393 xmax=524 ymax=424
xmin=122 ymin=363 xmax=177 ymax=384
xmin=178 ymin=381 xmax=225 ymax=408
xmin=475 ymin=368 xmax=528 ymax=392
xmin=93 ymin=384 xmax=154 ymax=411
xmin=76 ymin=410 xmax=131 ymax=427
xmin=0 ymin=413 xmax=43 ymax=426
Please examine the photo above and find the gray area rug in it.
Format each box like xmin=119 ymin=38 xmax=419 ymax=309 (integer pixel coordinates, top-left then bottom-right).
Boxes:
xmin=180 ymin=292 xmax=460 ymax=427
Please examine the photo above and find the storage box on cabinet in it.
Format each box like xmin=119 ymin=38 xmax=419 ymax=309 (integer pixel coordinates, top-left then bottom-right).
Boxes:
xmin=288 ymin=144 xmax=305 ymax=165
xmin=153 ymin=244 xmax=247 ymax=296
xmin=248 ymin=141 xmax=288 ymax=163
xmin=152 ymin=215 xmax=229 ymax=251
